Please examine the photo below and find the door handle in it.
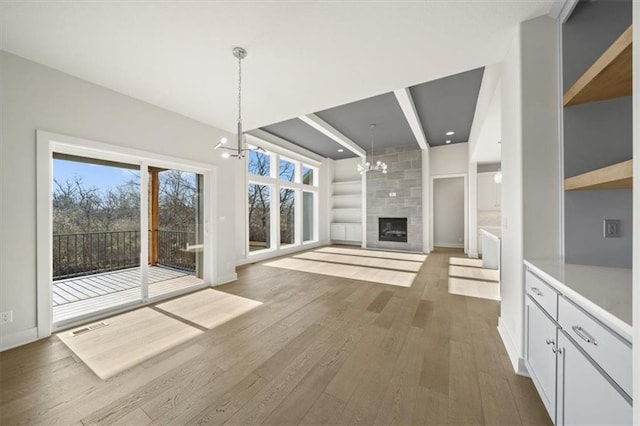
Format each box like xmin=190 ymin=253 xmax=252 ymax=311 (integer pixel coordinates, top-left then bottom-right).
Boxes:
xmin=530 ymin=287 xmax=543 ymax=297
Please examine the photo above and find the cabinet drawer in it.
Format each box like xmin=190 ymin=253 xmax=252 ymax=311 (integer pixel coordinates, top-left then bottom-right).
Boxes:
xmin=558 ymin=296 xmax=632 ymax=397
xmin=525 ymin=270 xmax=558 ymax=319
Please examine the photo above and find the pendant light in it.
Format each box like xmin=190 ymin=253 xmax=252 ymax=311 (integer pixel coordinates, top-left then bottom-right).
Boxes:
xmin=214 ymin=47 xmax=265 ymax=159
xmin=357 ymin=124 xmax=388 ymax=175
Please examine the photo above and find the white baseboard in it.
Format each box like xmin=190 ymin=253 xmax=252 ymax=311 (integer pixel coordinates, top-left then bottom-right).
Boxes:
xmin=0 ymin=327 xmax=39 ymax=352
xmin=468 ymin=250 xmax=479 ymax=258
xmin=497 ymin=317 xmax=529 ymax=377
xmin=215 ymin=273 xmax=238 ymax=285
xmin=434 ymin=242 xmax=464 ymax=248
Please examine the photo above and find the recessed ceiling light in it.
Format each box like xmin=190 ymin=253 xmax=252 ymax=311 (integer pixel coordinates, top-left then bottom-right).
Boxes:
xmin=337 ymin=148 xmax=344 ymax=152
xmin=446 ymin=131 xmax=455 ymax=136
xmin=445 ymin=140 xmax=452 ymax=144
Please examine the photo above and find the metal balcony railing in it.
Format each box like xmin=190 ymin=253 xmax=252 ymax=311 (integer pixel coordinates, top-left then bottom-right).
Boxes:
xmin=53 ymin=229 xmax=196 ymax=280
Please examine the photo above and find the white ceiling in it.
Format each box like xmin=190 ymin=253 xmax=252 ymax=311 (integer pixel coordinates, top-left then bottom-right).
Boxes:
xmin=0 ymin=1 xmax=552 ymax=134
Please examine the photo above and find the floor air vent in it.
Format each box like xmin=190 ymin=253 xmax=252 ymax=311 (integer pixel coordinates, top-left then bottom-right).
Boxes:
xmin=71 ymin=321 xmax=108 ymax=336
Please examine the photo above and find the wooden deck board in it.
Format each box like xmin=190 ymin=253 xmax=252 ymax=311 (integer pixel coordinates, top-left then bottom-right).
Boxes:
xmin=52 ymin=267 xmax=203 ymax=324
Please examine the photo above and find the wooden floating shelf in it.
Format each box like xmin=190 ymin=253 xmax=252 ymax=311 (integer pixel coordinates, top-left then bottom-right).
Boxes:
xmin=563 ymin=25 xmax=632 ymax=107
xmin=565 ymin=160 xmax=633 ymax=191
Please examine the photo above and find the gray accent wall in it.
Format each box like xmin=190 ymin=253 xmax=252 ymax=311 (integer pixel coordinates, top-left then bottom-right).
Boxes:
xmin=562 ymin=0 xmax=633 ymax=268
xmin=366 ymin=145 xmax=422 ymax=252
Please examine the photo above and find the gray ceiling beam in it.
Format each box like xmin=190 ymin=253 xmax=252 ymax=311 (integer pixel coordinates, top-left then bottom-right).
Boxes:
xmin=298 ymin=114 xmax=366 ymax=158
xmin=393 ymin=88 xmax=429 ymax=150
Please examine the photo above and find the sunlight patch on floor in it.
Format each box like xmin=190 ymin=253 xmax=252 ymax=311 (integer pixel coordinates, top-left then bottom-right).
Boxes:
xmin=294 ymin=251 xmax=423 ymax=272
xmin=263 ymin=256 xmax=418 ymax=287
xmin=316 ymin=246 xmax=427 ymax=262
xmin=447 ymin=258 xmax=500 ymax=301
xmin=156 ymin=288 xmax=263 ymax=330
xmin=57 ymin=307 xmax=203 ymax=380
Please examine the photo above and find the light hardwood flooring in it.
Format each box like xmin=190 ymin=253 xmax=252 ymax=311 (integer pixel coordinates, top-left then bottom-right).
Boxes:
xmin=0 ymin=248 xmax=551 ymax=425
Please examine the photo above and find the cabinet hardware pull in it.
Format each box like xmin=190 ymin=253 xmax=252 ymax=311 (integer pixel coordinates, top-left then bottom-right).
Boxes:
xmin=530 ymin=287 xmax=543 ymax=297
xmin=572 ymin=325 xmax=598 ymax=345
xmin=545 ymin=338 xmax=555 ymax=345
xmin=552 ymin=346 xmax=562 ymax=354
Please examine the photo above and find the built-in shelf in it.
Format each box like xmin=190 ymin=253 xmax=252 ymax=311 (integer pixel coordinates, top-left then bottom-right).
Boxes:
xmin=563 ymin=25 xmax=632 ymax=107
xmin=564 ymin=159 xmax=633 ymax=191
xmin=331 ymin=179 xmax=363 ymax=225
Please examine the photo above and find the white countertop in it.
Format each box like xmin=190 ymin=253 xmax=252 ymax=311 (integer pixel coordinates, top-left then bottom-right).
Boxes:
xmin=480 ymin=228 xmax=501 ymax=240
xmin=524 ymin=258 xmax=632 ymax=341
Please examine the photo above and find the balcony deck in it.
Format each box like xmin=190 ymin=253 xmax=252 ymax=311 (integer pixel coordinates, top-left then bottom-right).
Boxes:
xmin=53 ymin=266 xmax=204 ymax=324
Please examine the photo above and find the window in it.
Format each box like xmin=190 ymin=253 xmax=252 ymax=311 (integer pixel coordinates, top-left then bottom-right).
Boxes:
xmin=248 ymin=184 xmax=271 ymax=251
xmin=303 ymin=191 xmax=314 ymax=242
xmin=248 ymin=151 xmax=271 ymax=177
xmin=279 ymin=158 xmax=295 ymax=182
xmin=280 ymin=188 xmax=295 ymax=245
xmin=246 ymin=145 xmax=318 ymax=255
xmin=302 ymin=165 xmax=315 ymax=185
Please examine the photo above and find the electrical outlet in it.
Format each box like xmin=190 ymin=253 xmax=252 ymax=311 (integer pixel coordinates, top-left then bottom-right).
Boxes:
xmin=0 ymin=310 xmax=13 ymax=324
xmin=389 ymin=192 xmax=396 ymax=197
xmin=604 ymin=219 xmax=621 ymax=238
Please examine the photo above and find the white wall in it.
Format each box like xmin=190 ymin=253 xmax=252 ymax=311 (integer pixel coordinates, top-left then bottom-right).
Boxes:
xmin=0 ymin=51 xmax=239 ymax=348
xmin=433 ymin=177 xmax=465 ymax=248
xmin=429 ymin=143 xmax=469 ymax=176
xmin=334 ymin=157 xmax=362 ymax=182
xmin=498 ymin=15 xmax=560 ymax=374
xmin=498 ymin=23 xmax=525 ymax=374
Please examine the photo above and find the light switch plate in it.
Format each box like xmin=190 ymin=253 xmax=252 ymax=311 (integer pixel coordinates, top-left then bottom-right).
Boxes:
xmin=603 ymin=219 xmax=621 ymax=238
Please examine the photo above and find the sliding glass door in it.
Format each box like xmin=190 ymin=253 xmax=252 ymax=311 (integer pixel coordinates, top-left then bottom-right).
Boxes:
xmin=51 ymin=154 xmax=208 ymax=327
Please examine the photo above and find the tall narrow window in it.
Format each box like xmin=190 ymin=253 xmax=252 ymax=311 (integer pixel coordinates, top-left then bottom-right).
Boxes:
xmin=303 ymin=191 xmax=315 ymax=242
xmin=248 ymin=184 xmax=271 ymax=251
xmin=280 ymin=187 xmax=295 ymax=246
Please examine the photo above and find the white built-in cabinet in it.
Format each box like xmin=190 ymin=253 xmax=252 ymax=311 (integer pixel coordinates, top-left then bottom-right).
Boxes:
xmin=477 ymin=172 xmax=501 ymax=211
xmin=524 ymin=268 xmax=632 ymax=425
xmin=331 ymin=180 xmax=362 ymax=244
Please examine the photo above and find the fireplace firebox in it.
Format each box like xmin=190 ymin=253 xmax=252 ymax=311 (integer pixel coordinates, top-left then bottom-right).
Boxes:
xmin=379 ymin=217 xmax=408 ymax=242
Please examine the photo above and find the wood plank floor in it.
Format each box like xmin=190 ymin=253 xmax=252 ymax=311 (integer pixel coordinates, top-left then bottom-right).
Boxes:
xmin=0 ymin=248 xmax=551 ymax=425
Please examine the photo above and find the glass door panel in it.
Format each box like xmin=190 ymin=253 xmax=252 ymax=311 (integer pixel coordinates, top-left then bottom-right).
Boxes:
xmin=148 ymin=168 xmax=205 ymax=299
xmin=52 ymin=153 xmax=141 ymax=325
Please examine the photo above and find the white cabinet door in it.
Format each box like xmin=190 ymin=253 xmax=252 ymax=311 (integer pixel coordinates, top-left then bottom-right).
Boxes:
xmin=525 ymin=297 xmax=557 ymax=421
xmin=345 ymin=223 xmax=362 ymax=242
xmin=557 ymin=332 xmax=632 ymax=426
xmin=330 ymin=223 xmax=346 ymax=241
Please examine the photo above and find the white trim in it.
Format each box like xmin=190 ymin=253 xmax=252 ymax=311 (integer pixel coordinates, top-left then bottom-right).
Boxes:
xmin=36 ymin=130 xmax=217 ymax=337
xmin=247 ymin=130 xmax=323 ymax=166
xmin=393 ymin=88 xmax=429 ymax=150
xmin=433 ymin=242 xmax=464 ymax=249
xmin=361 ymin=172 xmax=367 ymax=248
xmin=140 ymin=161 xmax=150 ymax=302
xmin=299 ymin=114 xmax=367 ymax=158
xmin=0 ymin=327 xmax=39 ymax=352
xmin=36 ymin=133 xmax=53 ymax=338
xmin=430 ymin=173 xmax=468 ymax=253
xmin=497 ymin=317 xmax=530 ymax=377
xmin=239 ymin=240 xmax=327 ymax=265
xmin=215 ymin=273 xmax=238 ymax=285
xmin=557 ymin=18 xmax=566 ymax=263
xmin=548 ymin=0 xmax=579 ymax=23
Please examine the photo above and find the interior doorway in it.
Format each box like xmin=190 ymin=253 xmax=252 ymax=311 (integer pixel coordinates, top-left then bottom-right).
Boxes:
xmin=431 ymin=175 xmax=467 ymax=251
